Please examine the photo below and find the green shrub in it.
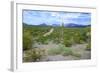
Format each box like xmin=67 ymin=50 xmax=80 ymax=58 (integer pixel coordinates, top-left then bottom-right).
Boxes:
xmin=48 ymin=47 xmax=62 ymax=55
xmin=23 ymin=30 xmax=33 ymax=50
xmin=63 ymin=40 xmax=72 ymax=47
xmin=62 ymin=47 xmax=73 ymax=56
xmin=48 ymin=44 xmax=73 ymax=56
xmin=86 ymin=43 xmax=91 ymax=51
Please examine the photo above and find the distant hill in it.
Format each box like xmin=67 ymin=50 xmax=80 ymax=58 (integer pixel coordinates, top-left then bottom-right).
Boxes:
xmin=39 ymin=23 xmax=60 ymax=27
xmin=39 ymin=23 xmax=48 ymax=26
xmin=52 ymin=24 xmax=60 ymax=27
xmin=64 ymin=23 xmax=91 ymax=28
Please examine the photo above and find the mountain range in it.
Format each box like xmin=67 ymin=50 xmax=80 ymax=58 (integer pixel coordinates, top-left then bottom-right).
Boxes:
xmin=23 ymin=23 xmax=91 ymax=28
xmin=64 ymin=23 xmax=91 ymax=28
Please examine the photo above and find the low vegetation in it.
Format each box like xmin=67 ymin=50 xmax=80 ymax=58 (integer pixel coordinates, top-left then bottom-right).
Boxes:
xmin=23 ymin=23 xmax=91 ymax=62
xmin=23 ymin=49 xmax=46 ymax=62
xmin=48 ymin=44 xmax=81 ymax=57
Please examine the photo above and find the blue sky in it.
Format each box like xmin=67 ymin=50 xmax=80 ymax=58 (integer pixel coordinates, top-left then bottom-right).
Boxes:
xmin=23 ymin=10 xmax=91 ymax=25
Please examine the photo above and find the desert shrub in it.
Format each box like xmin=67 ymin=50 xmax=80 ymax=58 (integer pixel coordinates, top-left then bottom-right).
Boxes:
xmin=48 ymin=44 xmax=73 ymax=56
xmin=61 ymin=47 xmax=73 ymax=56
xmin=23 ymin=49 xmax=45 ymax=62
xmin=86 ymin=43 xmax=91 ymax=51
xmin=63 ymin=39 xmax=72 ymax=47
xmin=48 ymin=47 xmax=62 ymax=55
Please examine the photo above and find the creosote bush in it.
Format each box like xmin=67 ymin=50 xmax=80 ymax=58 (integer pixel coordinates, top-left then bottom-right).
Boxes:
xmin=48 ymin=44 xmax=81 ymax=57
xmin=48 ymin=44 xmax=73 ymax=56
xmin=86 ymin=43 xmax=91 ymax=51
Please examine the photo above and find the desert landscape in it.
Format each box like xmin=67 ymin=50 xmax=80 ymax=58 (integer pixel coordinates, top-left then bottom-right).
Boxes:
xmin=22 ymin=10 xmax=91 ymax=62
